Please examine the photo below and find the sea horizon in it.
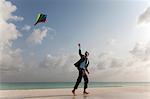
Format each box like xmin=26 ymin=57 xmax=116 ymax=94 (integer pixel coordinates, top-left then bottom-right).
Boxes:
xmin=0 ymin=82 xmax=150 ymax=90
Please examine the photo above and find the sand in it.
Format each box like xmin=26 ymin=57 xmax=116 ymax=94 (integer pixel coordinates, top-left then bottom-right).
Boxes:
xmin=0 ymin=86 xmax=150 ymax=99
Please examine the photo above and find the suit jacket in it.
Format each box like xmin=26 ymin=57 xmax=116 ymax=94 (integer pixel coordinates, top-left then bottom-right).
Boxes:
xmin=74 ymin=49 xmax=89 ymax=69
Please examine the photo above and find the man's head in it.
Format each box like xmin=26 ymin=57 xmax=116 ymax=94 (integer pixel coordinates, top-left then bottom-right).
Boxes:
xmin=85 ymin=51 xmax=89 ymax=57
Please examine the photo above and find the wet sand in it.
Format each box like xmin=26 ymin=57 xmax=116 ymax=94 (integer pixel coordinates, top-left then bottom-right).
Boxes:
xmin=0 ymin=86 xmax=150 ymax=99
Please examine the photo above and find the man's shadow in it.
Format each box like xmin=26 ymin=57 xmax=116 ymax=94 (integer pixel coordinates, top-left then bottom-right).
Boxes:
xmin=72 ymin=95 xmax=88 ymax=99
xmin=23 ymin=94 xmax=88 ymax=99
xmin=24 ymin=95 xmax=73 ymax=98
xmin=24 ymin=94 xmax=89 ymax=99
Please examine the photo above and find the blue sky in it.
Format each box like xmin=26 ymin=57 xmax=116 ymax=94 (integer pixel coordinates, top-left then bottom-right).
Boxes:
xmin=1 ymin=0 xmax=150 ymax=82
xmin=10 ymin=0 xmax=148 ymax=55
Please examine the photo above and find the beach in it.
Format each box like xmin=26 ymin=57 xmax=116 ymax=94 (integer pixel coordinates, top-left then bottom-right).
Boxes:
xmin=0 ymin=86 xmax=150 ymax=99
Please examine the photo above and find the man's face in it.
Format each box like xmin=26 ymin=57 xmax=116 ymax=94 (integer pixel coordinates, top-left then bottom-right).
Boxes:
xmin=85 ymin=52 xmax=89 ymax=57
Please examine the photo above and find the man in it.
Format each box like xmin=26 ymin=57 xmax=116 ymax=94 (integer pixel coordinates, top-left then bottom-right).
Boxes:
xmin=72 ymin=43 xmax=90 ymax=95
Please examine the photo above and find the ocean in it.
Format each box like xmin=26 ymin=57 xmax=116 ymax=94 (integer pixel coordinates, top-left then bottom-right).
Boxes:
xmin=0 ymin=82 xmax=150 ymax=90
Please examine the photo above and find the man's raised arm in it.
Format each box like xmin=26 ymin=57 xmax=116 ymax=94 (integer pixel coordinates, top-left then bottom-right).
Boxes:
xmin=78 ymin=43 xmax=82 ymax=57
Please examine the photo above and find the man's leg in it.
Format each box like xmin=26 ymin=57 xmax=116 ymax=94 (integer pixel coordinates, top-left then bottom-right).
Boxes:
xmin=83 ymin=73 xmax=89 ymax=94
xmin=72 ymin=69 xmax=83 ymax=95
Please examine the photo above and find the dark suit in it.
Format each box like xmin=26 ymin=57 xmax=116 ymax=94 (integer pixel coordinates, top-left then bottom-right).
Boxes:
xmin=74 ymin=49 xmax=89 ymax=90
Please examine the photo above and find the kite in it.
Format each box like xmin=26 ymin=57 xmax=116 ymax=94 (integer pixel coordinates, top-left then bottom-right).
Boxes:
xmin=34 ymin=13 xmax=47 ymax=25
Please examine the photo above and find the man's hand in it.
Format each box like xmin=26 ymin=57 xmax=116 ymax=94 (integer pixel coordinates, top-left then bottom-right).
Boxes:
xmin=78 ymin=43 xmax=80 ymax=47
xmin=85 ymin=68 xmax=89 ymax=74
xmin=87 ymin=71 xmax=89 ymax=74
xmin=78 ymin=43 xmax=81 ymax=49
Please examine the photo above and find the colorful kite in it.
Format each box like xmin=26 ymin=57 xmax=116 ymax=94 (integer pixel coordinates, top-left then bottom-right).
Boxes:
xmin=34 ymin=13 xmax=47 ymax=25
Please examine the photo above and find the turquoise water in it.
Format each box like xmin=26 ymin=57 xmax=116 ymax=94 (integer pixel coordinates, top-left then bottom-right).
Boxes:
xmin=0 ymin=82 xmax=150 ymax=90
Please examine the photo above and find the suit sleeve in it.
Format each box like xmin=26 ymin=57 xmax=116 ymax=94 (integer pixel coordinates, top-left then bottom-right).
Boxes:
xmin=79 ymin=49 xmax=83 ymax=57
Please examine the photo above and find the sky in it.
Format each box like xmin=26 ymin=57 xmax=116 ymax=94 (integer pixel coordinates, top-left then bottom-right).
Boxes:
xmin=1 ymin=0 xmax=150 ymax=82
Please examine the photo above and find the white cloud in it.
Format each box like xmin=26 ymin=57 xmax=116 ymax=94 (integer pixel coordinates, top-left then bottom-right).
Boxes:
xmin=0 ymin=0 xmax=24 ymax=72
xmin=0 ymin=48 xmax=23 ymax=72
xmin=10 ymin=16 xmax=24 ymax=21
xmin=91 ymin=51 xmax=124 ymax=71
xmin=138 ymin=7 xmax=150 ymax=24
xmin=0 ymin=0 xmax=23 ymax=21
xmin=0 ymin=0 xmax=16 ymax=21
xmin=130 ymin=41 xmax=150 ymax=61
xmin=106 ymin=39 xmax=117 ymax=46
xmin=1 ymin=43 xmax=150 ymax=82
xmin=0 ymin=21 xmax=21 ymax=46
xmin=33 ymin=45 xmax=150 ymax=82
xmin=27 ymin=27 xmax=55 ymax=44
xmin=21 ymin=25 xmax=31 ymax=31
xmin=1 ymin=53 xmax=79 ymax=82
xmin=39 ymin=53 xmax=78 ymax=72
